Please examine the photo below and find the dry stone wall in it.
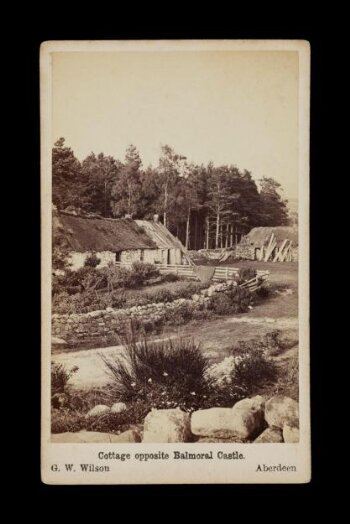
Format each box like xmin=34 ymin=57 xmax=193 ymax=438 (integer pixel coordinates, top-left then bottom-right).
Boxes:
xmin=52 ymin=281 xmax=232 ymax=346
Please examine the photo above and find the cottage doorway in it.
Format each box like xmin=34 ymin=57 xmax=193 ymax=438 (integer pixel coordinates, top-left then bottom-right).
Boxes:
xmin=115 ymin=252 xmax=121 ymax=262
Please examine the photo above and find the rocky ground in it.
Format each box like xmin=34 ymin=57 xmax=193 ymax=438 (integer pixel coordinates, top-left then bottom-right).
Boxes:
xmin=52 ymin=395 xmax=300 ymax=444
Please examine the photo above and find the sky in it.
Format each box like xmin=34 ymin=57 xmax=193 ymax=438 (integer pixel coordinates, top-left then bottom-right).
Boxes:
xmin=52 ymin=50 xmax=299 ymax=201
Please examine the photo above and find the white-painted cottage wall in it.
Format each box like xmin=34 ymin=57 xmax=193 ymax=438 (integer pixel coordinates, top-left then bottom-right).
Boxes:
xmin=120 ymin=249 xmax=165 ymax=265
xmin=120 ymin=249 xmax=143 ymax=264
xmin=68 ymin=248 xmax=186 ymax=270
xmin=68 ymin=251 xmax=116 ymax=270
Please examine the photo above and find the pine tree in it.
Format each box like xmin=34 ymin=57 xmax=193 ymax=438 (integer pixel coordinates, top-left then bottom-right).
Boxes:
xmin=111 ymin=145 xmax=143 ymax=217
xmin=52 ymin=138 xmax=82 ymax=209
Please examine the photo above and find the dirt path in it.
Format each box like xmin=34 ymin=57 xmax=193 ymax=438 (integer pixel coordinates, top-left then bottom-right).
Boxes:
xmin=53 ymin=313 xmax=298 ymax=389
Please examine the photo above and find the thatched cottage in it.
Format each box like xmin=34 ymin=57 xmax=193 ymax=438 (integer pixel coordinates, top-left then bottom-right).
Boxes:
xmin=53 ymin=210 xmax=191 ymax=270
xmin=235 ymin=226 xmax=299 ymax=261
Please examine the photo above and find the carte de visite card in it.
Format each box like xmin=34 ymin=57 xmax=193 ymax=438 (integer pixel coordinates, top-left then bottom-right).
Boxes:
xmin=41 ymin=39 xmax=310 ymax=484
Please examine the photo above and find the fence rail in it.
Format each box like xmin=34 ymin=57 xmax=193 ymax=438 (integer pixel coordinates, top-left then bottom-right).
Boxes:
xmin=115 ymin=262 xmax=269 ymax=286
xmin=115 ymin=262 xmax=198 ymax=279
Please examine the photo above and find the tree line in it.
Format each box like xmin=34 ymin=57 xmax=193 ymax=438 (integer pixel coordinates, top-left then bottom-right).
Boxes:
xmin=52 ymin=138 xmax=290 ymax=249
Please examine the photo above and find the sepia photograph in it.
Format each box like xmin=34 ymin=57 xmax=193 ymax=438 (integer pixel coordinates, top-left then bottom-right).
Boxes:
xmin=41 ymin=40 xmax=310 ymax=484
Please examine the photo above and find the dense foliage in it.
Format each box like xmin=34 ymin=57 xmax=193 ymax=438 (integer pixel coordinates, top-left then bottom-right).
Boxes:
xmin=52 ymin=139 xmax=290 ymax=249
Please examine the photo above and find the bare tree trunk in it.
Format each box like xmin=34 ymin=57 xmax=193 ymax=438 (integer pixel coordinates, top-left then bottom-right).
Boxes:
xmin=206 ymin=215 xmax=209 ymax=249
xmin=185 ymin=209 xmax=190 ymax=249
xmin=225 ymin=223 xmax=229 ymax=248
xmin=215 ymin=209 xmax=220 ymax=249
xmin=104 ymin=180 xmax=107 ymax=217
xmin=163 ymin=182 xmax=168 ymax=228
xmin=194 ymin=212 xmax=198 ymax=250
xmin=127 ymin=181 xmax=132 ymax=215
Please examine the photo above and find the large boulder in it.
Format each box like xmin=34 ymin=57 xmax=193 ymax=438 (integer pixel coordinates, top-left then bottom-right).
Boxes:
xmin=51 ymin=430 xmax=141 ymax=443
xmin=265 ymin=396 xmax=299 ymax=429
xmin=85 ymin=405 xmax=111 ymax=418
xmin=254 ymin=427 xmax=283 ymax=443
xmin=230 ymin=396 xmax=265 ymax=438
xmin=283 ymin=424 xmax=300 ymax=443
xmin=111 ymin=402 xmax=127 ymax=414
xmin=142 ymin=408 xmax=192 ymax=443
xmin=191 ymin=408 xmax=239 ymax=438
xmin=191 ymin=396 xmax=265 ymax=439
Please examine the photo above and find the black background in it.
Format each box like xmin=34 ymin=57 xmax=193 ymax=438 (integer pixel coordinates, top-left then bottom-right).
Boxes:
xmin=20 ymin=12 xmax=331 ymax=502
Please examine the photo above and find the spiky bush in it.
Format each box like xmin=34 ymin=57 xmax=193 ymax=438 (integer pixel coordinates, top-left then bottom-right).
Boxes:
xmin=100 ymin=330 xmax=208 ymax=407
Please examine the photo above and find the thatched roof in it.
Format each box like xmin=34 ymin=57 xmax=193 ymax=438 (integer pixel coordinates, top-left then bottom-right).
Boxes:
xmin=243 ymin=226 xmax=298 ymax=247
xmin=54 ymin=211 xmax=157 ymax=252
xmin=135 ymin=220 xmax=186 ymax=250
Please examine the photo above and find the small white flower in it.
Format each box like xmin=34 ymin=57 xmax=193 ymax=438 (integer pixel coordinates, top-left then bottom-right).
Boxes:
xmin=163 ymin=372 xmax=168 ymax=377
xmin=161 ymin=391 xmax=166 ymax=395
xmin=131 ymin=382 xmax=136 ymax=387
xmin=190 ymin=391 xmax=196 ymax=396
xmin=148 ymin=378 xmax=152 ymax=383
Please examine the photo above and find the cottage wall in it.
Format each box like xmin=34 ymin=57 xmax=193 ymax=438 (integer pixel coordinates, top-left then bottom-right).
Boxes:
xmin=68 ymin=251 xmax=116 ymax=270
xmin=169 ymin=248 xmax=183 ymax=265
xmin=142 ymin=249 xmax=164 ymax=264
xmin=120 ymin=249 xmax=143 ymax=264
xmin=120 ymin=248 xmax=169 ymax=265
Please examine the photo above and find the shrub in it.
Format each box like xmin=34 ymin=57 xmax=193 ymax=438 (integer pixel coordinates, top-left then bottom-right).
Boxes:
xmin=151 ymin=288 xmax=175 ymax=303
xmin=51 ymin=362 xmax=78 ymax=396
xmin=84 ymin=252 xmax=101 ymax=268
xmin=111 ymin=291 xmax=127 ymax=308
xmin=52 ymin=267 xmax=107 ymax=297
xmin=238 ymin=267 xmax=257 ymax=282
xmin=208 ymin=285 xmax=252 ymax=315
xmin=100 ymin=332 xmax=209 ymax=409
xmin=254 ymin=284 xmax=270 ymax=299
xmin=233 ymin=350 xmax=277 ymax=392
xmin=208 ymin=293 xmax=232 ymax=315
xmin=162 ymin=273 xmax=179 ymax=282
xmin=230 ymin=330 xmax=298 ymax=358
xmin=51 ymin=409 xmax=86 ymax=433
xmin=101 ymin=262 xmax=160 ymax=290
xmin=116 ymin=261 xmax=160 ymax=288
xmin=206 ymin=344 xmax=278 ymax=398
xmin=163 ymin=302 xmax=196 ymax=325
xmin=84 ymin=403 xmax=151 ymax=433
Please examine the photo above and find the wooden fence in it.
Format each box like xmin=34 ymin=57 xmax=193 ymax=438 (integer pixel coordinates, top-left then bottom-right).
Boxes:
xmin=115 ymin=262 xmax=198 ymax=279
xmin=115 ymin=262 xmax=269 ymax=287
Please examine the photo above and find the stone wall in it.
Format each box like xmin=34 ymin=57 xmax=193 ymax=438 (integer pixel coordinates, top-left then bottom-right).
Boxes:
xmin=52 ymin=281 xmax=231 ymax=346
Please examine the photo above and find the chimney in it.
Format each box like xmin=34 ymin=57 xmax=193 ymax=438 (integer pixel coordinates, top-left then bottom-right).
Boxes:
xmin=153 ymin=214 xmax=159 ymax=223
